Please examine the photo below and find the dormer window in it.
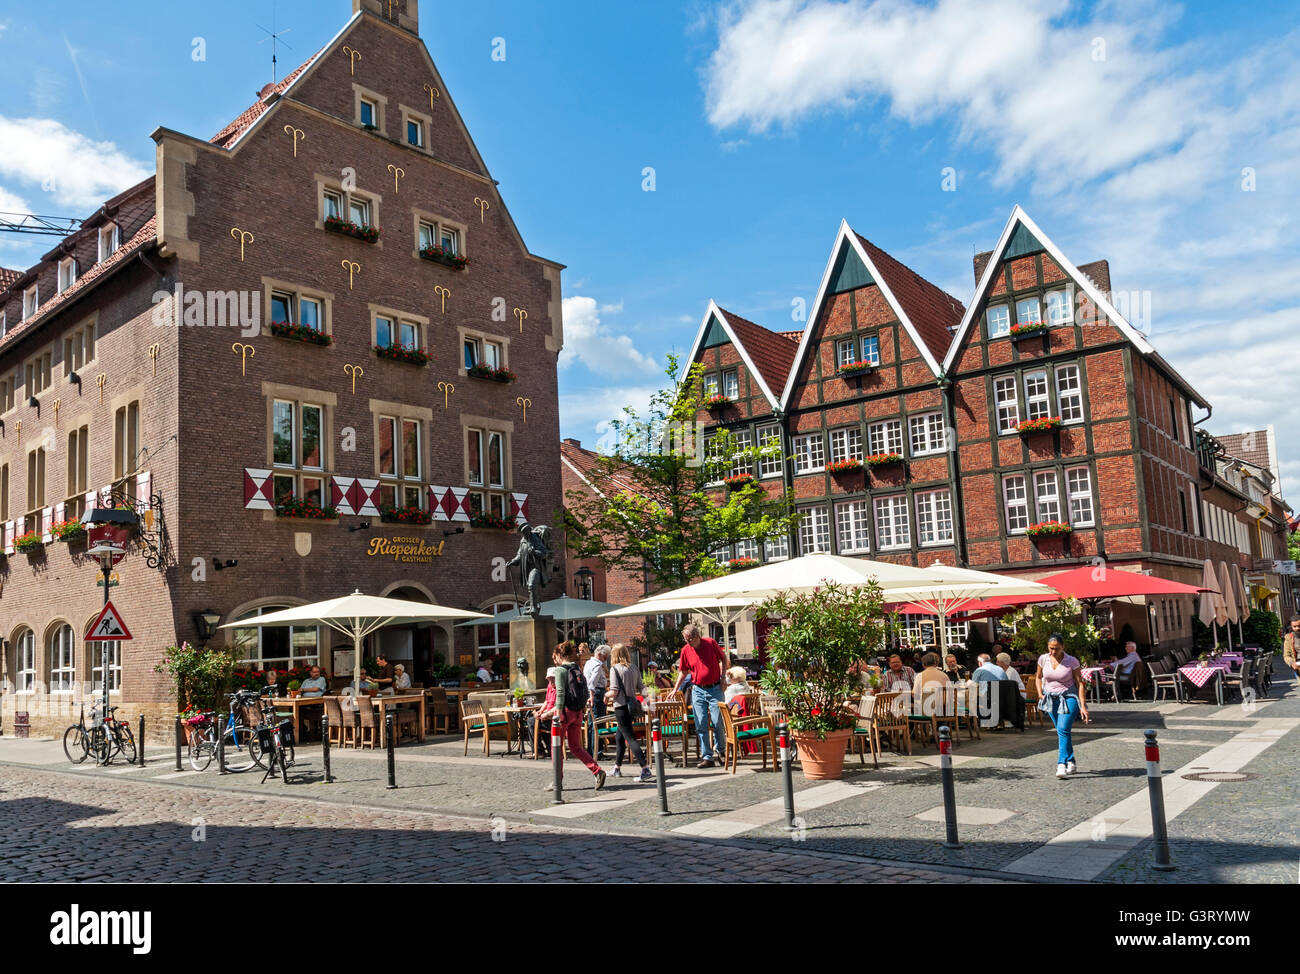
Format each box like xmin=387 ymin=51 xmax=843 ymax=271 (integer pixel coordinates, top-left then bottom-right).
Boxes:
xmin=22 ymin=285 xmax=38 ymax=320
xmin=97 ymin=223 xmax=120 ymax=263
xmin=57 ymin=257 xmax=77 ymax=294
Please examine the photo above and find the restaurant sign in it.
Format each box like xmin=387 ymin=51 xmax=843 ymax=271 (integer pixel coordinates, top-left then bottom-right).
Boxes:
xmin=366 ymin=536 xmax=445 ymax=563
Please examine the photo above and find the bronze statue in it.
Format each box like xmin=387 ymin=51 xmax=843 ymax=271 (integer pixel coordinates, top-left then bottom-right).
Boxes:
xmin=507 ymin=521 xmax=552 ymax=616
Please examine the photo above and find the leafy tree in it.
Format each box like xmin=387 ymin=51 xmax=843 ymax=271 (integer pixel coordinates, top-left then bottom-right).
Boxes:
xmin=1288 ymin=529 xmax=1299 ymax=564
xmin=155 ymin=642 xmax=237 ymax=712
xmin=564 ymin=357 xmax=799 ymax=592
xmin=1010 ymin=598 xmax=1102 ymax=663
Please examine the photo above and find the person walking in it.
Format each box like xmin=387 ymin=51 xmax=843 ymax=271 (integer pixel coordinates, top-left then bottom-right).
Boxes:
xmin=606 ymin=643 xmax=653 ymax=782
xmin=1035 ymin=634 xmax=1089 ymax=779
xmin=584 ymin=644 xmax=611 ymax=756
xmin=535 ymin=642 xmax=605 ymax=790
xmin=673 ymin=623 xmax=727 ymax=768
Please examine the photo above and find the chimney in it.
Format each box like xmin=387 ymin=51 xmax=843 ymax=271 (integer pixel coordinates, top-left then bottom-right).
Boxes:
xmin=353 ymin=0 xmax=418 ymax=34
xmin=563 ymin=437 xmax=581 ymax=449
xmin=972 ymin=250 xmax=993 ymax=286
xmin=1077 ymin=259 xmax=1111 ymax=294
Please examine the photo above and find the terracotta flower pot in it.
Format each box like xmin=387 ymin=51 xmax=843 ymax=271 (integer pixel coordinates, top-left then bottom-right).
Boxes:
xmin=792 ymin=727 xmax=853 ymax=780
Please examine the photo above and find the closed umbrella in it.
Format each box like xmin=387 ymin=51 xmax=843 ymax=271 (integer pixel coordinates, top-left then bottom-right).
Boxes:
xmin=1232 ymin=565 xmax=1250 ymax=644
xmin=1197 ymin=559 xmax=1222 ymax=629
xmin=1217 ymin=562 xmax=1236 ymax=650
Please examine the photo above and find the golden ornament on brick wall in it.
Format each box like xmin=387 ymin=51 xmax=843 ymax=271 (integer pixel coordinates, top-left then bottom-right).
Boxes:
xmin=96 ymin=373 xmax=107 ymax=404
xmin=149 ymin=342 xmax=161 ymax=377
xmin=516 ymin=396 xmax=531 ymax=423
xmin=433 ymin=285 xmax=450 ymax=313
xmin=473 ymin=197 xmax=490 ymax=222
xmin=341 ymin=259 xmax=361 ymax=289
xmin=437 ymin=381 xmax=454 ymax=409
xmin=14 ymin=420 xmax=20 ymax=443
xmin=230 ymin=227 xmax=254 ymax=261
xmin=282 ymin=124 xmax=307 ymax=157
xmin=344 ymin=363 xmax=364 ymax=394
xmin=53 ymin=399 xmax=61 ymax=427
xmin=342 ymin=45 xmax=361 ymax=75
xmin=423 ymin=83 xmax=440 ymax=110
xmin=387 ymin=163 xmax=405 ymax=193
xmin=512 ymin=307 xmax=528 ymax=333
xmin=232 ymin=342 xmax=255 ymax=377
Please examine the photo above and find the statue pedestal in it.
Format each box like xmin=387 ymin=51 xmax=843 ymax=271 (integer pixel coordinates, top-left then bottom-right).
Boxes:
xmin=510 ymin=615 xmax=556 ymax=692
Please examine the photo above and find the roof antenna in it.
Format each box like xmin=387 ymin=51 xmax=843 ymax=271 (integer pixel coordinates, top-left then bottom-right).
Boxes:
xmin=256 ymin=2 xmax=293 ymax=86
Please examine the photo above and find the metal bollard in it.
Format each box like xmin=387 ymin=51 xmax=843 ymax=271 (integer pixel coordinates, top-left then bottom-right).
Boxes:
xmin=779 ymin=721 xmax=796 ymax=831
xmin=551 ymin=719 xmax=564 ymax=804
xmin=321 ymin=713 xmax=333 ymax=783
xmin=137 ymin=714 xmax=145 ymax=767
xmin=938 ymin=725 xmax=961 ymax=849
xmin=652 ymin=719 xmax=669 ymax=816
xmin=385 ymin=712 xmax=397 ymax=789
xmin=217 ymin=712 xmax=227 ymax=773
xmin=1144 ymin=730 xmax=1175 ymax=871
xmin=174 ymin=716 xmax=183 ymax=771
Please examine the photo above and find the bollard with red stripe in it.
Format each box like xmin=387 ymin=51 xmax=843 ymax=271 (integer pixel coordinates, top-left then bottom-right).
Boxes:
xmin=938 ymin=725 xmax=962 ymax=849
xmin=550 ymin=719 xmax=564 ymax=804
xmin=779 ymin=722 xmax=796 ymax=831
xmin=652 ymin=718 xmax=669 ymax=816
xmin=1144 ymin=730 xmax=1175 ymax=870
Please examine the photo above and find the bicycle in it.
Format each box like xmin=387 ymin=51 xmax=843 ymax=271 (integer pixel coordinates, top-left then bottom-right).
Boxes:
xmin=64 ymin=704 xmax=128 ymax=765
xmin=63 ymin=706 xmax=97 ymax=765
xmin=104 ymin=707 xmax=137 ymax=764
xmin=254 ymin=692 xmax=296 ymax=782
xmin=185 ymin=701 xmax=262 ymax=772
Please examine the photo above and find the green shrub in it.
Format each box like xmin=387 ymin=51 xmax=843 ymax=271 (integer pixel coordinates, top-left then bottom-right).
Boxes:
xmin=155 ymin=642 xmax=237 ymax=713
xmin=1242 ymin=608 xmax=1281 ymax=652
xmin=1010 ymin=598 xmax=1102 ymax=664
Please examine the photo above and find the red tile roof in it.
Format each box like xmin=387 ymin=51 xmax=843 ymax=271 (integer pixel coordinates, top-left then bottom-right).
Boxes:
xmin=209 ymin=52 xmax=321 ymax=148
xmin=1217 ymin=430 xmax=1275 ymax=480
xmin=560 ymin=439 xmax=646 ymax=500
xmin=717 ymin=308 xmax=798 ymax=401
xmin=854 ymin=232 xmax=965 ymax=363
xmin=778 ymin=330 xmax=803 ymax=342
xmin=0 ymin=267 xmax=21 ymax=291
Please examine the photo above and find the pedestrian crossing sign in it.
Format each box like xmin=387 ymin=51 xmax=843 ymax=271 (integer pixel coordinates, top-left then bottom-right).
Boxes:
xmin=85 ymin=601 xmax=133 ymax=641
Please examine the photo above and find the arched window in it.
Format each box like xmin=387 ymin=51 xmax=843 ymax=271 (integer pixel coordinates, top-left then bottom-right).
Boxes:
xmin=229 ymin=605 xmax=320 ymax=670
xmin=15 ymin=629 xmax=35 ymax=693
xmin=89 ymin=641 xmax=121 ymax=693
xmin=49 ymin=624 xmax=75 ymax=692
xmin=475 ymin=600 xmax=517 ymax=664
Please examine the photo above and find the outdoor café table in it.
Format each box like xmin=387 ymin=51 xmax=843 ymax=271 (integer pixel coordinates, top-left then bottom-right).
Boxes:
xmin=1080 ymin=667 xmax=1109 ymax=703
xmin=1177 ymin=661 xmax=1228 ymax=706
xmin=271 ymin=695 xmax=328 ymax=742
xmin=490 ymin=704 xmax=541 ymax=758
xmin=370 ymin=692 xmax=427 ymax=748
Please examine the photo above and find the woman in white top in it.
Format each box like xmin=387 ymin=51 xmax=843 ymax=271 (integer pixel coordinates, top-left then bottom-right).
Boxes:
xmin=723 ymin=666 xmax=751 ymax=704
xmin=392 ymin=664 xmax=411 ymax=690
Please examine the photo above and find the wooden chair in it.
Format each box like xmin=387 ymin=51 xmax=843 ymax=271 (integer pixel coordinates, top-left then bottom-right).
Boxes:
xmin=872 ymin=690 xmax=911 ymax=755
xmin=394 ymin=706 xmax=420 ymax=742
xmin=322 ymin=696 xmax=352 ymax=748
xmin=355 ymin=695 xmax=378 ymax=750
xmin=646 ymin=699 xmax=691 ymax=766
xmin=951 ymin=683 xmax=982 ymax=741
xmin=717 ymin=702 xmax=776 ymax=773
xmin=425 ymin=688 xmax=456 ymax=734
xmin=851 ymin=694 xmax=880 ymax=768
xmin=906 ymin=685 xmax=942 ymax=747
xmin=1146 ymin=661 xmax=1185 ymax=702
xmin=460 ymin=699 xmax=511 ymax=755
xmin=1022 ymin=675 xmax=1043 ymax=727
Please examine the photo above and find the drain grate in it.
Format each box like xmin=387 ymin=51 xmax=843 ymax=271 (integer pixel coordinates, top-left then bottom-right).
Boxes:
xmin=1181 ymin=771 xmax=1257 ymax=782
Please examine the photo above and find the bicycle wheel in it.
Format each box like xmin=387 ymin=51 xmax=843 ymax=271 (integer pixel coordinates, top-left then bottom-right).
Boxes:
xmin=188 ymin=733 xmax=213 ymax=772
xmin=63 ymin=725 xmax=89 ymax=764
xmin=115 ymin=724 xmax=137 ymax=764
xmin=88 ymin=726 xmax=111 ymax=766
xmin=220 ymin=725 xmax=260 ymax=773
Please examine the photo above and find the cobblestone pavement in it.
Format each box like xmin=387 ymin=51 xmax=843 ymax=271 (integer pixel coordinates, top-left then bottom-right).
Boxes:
xmin=4 ymin=667 xmax=1296 ymax=883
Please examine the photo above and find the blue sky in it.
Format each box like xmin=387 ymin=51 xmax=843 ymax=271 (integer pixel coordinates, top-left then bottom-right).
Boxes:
xmin=2 ymin=0 xmax=1298 ymax=496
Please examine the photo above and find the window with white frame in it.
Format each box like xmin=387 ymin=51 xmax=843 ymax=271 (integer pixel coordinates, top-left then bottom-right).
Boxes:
xmin=272 ymin=399 xmax=325 ymax=507
xmin=733 ymin=537 xmax=759 ymax=561
xmin=730 ymin=428 xmax=753 ymax=478
xmin=230 ymin=605 xmax=321 ymax=670
xmin=63 ymin=321 xmax=96 ymax=374
xmin=15 ymin=628 xmax=35 ymax=692
xmin=793 ymin=432 xmax=825 ymax=473
xmin=703 ymin=434 xmax=725 ymax=485
xmin=835 ymin=500 xmax=871 ymax=554
xmin=764 ymin=533 xmax=790 ymax=561
xmin=868 ymin=419 xmax=903 ymax=456
xmin=1034 ymin=470 xmax=1062 ymax=522
xmin=1015 ymin=296 xmax=1041 ymax=326
xmin=90 ymin=641 xmax=120 ymax=693
xmin=57 ymin=257 xmax=77 ymax=293
xmin=322 ymin=185 xmax=375 ymax=229
xmin=377 ymin=414 xmax=425 ymax=510
xmin=860 ymin=335 xmax=880 ymax=366
xmin=987 ymin=305 xmax=1010 ymax=338
xmin=836 ymin=338 xmax=856 ymax=367
xmin=375 ymin=313 xmax=421 ymax=353
xmin=757 ymin=424 xmax=782 ymax=478
xmin=702 ymin=373 xmax=719 ymax=399
xmin=829 ymin=426 xmax=862 ymax=464
xmin=360 ymin=97 xmax=378 ymax=128
xmin=908 ymin=412 xmax=945 ymax=456
xmin=466 ymin=428 xmax=507 ymax=491
xmin=1003 ymin=475 xmax=1029 ymax=533
xmin=1055 ymin=365 xmax=1082 ymax=423
xmin=797 ymin=504 xmax=831 ymax=553
xmin=66 ymin=424 xmax=89 ymax=520
xmin=49 ymin=624 xmax=75 ymax=692
xmin=1046 ymin=289 xmax=1072 ymax=325
xmin=98 ymin=223 xmax=120 ymax=263
xmin=25 ymin=348 xmax=52 ymax=397
xmin=418 ymin=219 xmax=461 ymax=256
xmin=406 ymin=117 xmax=424 ymax=148
xmin=1023 ymin=370 xmax=1050 ymax=420
xmin=463 ymin=335 xmax=504 ymax=370
xmin=22 ymin=285 xmax=38 ymax=320
xmin=994 ymin=375 xmax=1020 ymax=434
xmin=476 ymin=600 xmax=520 ymax=661
xmin=914 ymin=489 xmax=954 ymax=546
xmin=269 ymin=289 xmax=324 ymax=333
xmin=722 ymin=369 xmax=740 ymax=400
xmin=874 ymin=494 xmax=911 ymax=550
xmin=1066 ymin=466 xmax=1094 ymax=526
xmin=349 ymin=194 xmax=372 ymax=227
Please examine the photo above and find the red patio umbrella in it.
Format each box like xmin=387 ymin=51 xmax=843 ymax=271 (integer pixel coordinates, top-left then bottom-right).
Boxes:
xmin=1038 ymin=564 xmax=1207 ymax=599
xmin=889 ymin=592 xmax=1060 ymax=620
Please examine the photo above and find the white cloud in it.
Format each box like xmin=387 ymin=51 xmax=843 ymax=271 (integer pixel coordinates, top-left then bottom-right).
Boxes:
xmin=560 ymin=295 xmax=660 ymax=375
xmin=0 ymin=116 xmax=150 ymax=211
xmin=560 ymin=385 xmax=662 ymax=452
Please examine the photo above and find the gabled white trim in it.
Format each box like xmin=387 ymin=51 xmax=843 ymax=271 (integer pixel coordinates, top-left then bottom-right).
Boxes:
xmin=941 ymin=205 xmax=1155 ymax=374
xmin=780 ymin=219 xmax=944 ymax=408
xmin=679 ymin=300 xmax=782 ymax=413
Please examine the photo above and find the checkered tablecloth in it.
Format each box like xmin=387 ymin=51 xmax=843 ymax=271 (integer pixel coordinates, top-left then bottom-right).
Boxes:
xmin=1081 ymin=666 xmax=1107 ymax=685
xmin=1178 ymin=662 xmax=1227 ymax=688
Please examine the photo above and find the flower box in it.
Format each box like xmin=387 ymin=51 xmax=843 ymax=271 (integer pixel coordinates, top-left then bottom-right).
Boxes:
xmin=270 ymin=321 xmax=333 ymax=347
xmin=323 ymin=215 xmax=381 ymax=243
xmin=723 ymin=473 xmax=754 ymax=490
xmin=1010 ymin=322 xmax=1047 ymax=340
xmin=864 ymin=453 xmax=904 ymax=468
xmin=418 ymin=245 xmax=470 ymax=270
xmin=1016 ymin=416 xmax=1062 ymax=435
xmin=467 ymin=364 xmax=516 ymax=383
xmin=274 ymin=496 xmax=338 ymax=520
xmin=470 ymin=511 xmax=516 ymax=531
xmin=704 ymin=394 xmax=733 ymax=410
xmin=836 ymin=361 xmax=876 ymax=378
xmin=826 ymin=458 xmax=863 ymax=475
xmin=728 ymin=557 xmax=759 ymax=572
xmin=14 ymin=532 xmax=43 ymax=554
xmin=374 ymin=344 xmax=430 ymax=366
xmin=380 ymin=504 xmax=433 ymax=526
xmin=51 ymin=520 xmax=86 ymax=543
xmin=1026 ymin=521 xmax=1073 ymax=538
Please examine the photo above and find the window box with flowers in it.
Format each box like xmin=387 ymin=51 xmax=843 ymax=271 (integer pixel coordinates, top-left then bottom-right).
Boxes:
xmin=274 ymin=496 xmax=338 ymax=520
xmin=1026 ymin=521 xmax=1073 ymax=539
xmin=418 ymin=245 xmax=470 ymax=270
xmin=1016 ymin=416 xmax=1062 ymax=435
xmin=380 ymin=504 xmax=433 ymax=526
xmin=14 ymin=532 xmax=44 ymax=554
xmin=323 ymin=215 xmax=381 ymax=243
xmin=865 ymin=453 xmax=904 ymax=468
xmin=723 ymin=472 xmax=754 ymax=490
xmin=704 ymin=394 xmax=733 ymax=411
xmin=1009 ymin=321 xmax=1048 ymax=340
xmin=270 ymin=321 xmax=333 ymax=347
xmin=836 ymin=360 xmax=876 ymax=378
xmin=470 ymin=511 xmax=517 ymax=531
xmin=467 ymin=364 xmax=516 ymax=384
xmin=826 ymin=458 xmax=863 ymax=475
xmin=374 ymin=344 xmax=430 ymax=366
xmin=728 ymin=557 xmax=759 ymax=572
xmin=52 ymin=520 xmax=86 ymax=543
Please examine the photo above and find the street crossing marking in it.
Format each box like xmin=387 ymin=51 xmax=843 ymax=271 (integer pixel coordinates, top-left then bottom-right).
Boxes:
xmin=526 ymin=770 xmax=745 ymax=819
xmin=671 ymin=780 xmax=881 ymax=839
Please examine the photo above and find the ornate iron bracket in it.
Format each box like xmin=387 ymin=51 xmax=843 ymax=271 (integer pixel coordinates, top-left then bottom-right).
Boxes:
xmin=104 ymin=482 xmax=175 ymax=571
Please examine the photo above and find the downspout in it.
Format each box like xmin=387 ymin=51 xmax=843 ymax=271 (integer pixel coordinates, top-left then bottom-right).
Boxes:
xmin=938 ymin=373 xmax=969 ymax=566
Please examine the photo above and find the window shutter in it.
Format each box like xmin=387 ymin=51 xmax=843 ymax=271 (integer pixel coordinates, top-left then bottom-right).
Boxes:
xmin=84 ymin=489 xmax=96 ymax=515
xmin=3 ymin=520 xmax=13 ymax=555
xmin=244 ymin=468 xmax=273 ymax=510
xmin=356 ymin=477 xmax=380 ymax=516
xmin=428 ymin=485 xmax=450 ymax=521
xmin=54 ymin=501 xmax=65 ymax=527
xmin=136 ymin=471 xmax=152 ymax=529
xmin=449 ymin=486 xmax=470 ymax=522
xmin=332 ymin=476 xmax=357 ymax=516
xmin=41 ymin=506 xmax=53 ymax=543
xmin=509 ymin=492 xmax=529 ymax=523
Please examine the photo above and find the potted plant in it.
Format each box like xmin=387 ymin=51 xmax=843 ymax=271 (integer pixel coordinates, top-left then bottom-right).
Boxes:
xmin=323 ymin=214 xmax=381 ymax=243
xmin=469 ymin=510 xmax=515 ymax=530
xmin=723 ymin=472 xmax=754 ymax=490
xmin=270 ymin=320 xmax=333 ymax=346
xmin=418 ymin=244 xmax=471 ymax=270
xmin=287 ymin=679 xmax=302 ymax=698
xmin=274 ymin=495 xmax=339 ymax=520
xmin=1025 ymin=520 xmax=1073 ymax=538
xmin=704 ymin=393 xmax=732 ymax=411
xmin=1010 ymin=320 xmax=1048 ymax=340
xmin=758 ymin=580 xmax=887 ymax=780
xmin=374 ymin=343 xmax=430 ymax=366
xmin=728 ymin=557 xmax=759 ymax=572
xmin=14 ymin=531 xmax=43 ymax=554
xmin=52 ymin=519 xmax=86 ymax=543
xmin=380 ymin=504 xmax=433 ymax=525
xmin=865 ymin=452 xmax=904 ymax=468
xmin=836 ymin=360 xmax=875 ymax=378
xmin=827 ymin=458 xmax=863 ymax=475
xmin=467 ymin=363 xmax=516 ymax=383
xmin=512 ymin=687 xmax=527 ymax=707
xmin=1016 ymin=416 xmax=1062 ymax=435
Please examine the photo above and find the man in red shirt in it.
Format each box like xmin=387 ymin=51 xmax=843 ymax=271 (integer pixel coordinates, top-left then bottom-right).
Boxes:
xmin=673 ymin=623 xmax=728 ymax=768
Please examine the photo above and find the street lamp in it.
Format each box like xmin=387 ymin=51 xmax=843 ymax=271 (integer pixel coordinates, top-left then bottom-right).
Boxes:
xmin=193 ymin=609 xmax=222 ymax=645
xmin=574 ymin=566 xmax=594 ymax=601
xmin=82 ymin=506 xmax=139 ymax=721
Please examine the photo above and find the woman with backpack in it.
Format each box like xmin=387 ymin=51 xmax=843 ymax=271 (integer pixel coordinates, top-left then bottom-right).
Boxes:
xmin=606 ymin=643 xmax=653 ymax=782
xmin=535 ymin=641 xmax=605 ymax=791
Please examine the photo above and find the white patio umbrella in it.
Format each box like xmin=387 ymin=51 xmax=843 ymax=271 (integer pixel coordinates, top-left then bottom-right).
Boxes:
xmin=901 ymin=562 xmax=1059 ymax=655
xmin=455 ymin=595 xmax=628 ymax=640
xmin=1218 ymin=562 xmax=1238 ymax=650
xmin=219 ymin=590 xmax=489 ymax=691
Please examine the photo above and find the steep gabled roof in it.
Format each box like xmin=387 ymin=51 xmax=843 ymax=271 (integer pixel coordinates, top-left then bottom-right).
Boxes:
xmin=0 ymin=268 xmax=21 ymax=292
xmin=1217 ymin=429 xmax=1278 ymax=483
xmin=560 ymin=439 xmax=646 ymax=501
xmin=210 ymin=53 xmax=323 ymax=149
xmin=680 ymin=301 xmax=791 ymax=412
xmin=780 ymin=220 xmax=962 ymax=405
